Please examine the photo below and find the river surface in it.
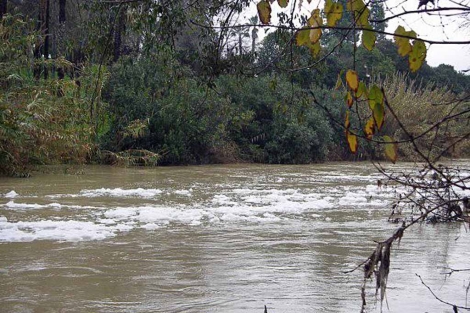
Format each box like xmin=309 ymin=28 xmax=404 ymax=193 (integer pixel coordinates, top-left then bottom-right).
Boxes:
xmin=1 ymin=162 xmax=470 ymax=313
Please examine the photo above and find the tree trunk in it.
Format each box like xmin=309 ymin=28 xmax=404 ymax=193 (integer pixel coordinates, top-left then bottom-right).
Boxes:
xmin=251 ymin=28 xmax=258 ymax=55
xmin=57 ymin=0 xmax=66 ymax=81
xmin=34 ymin=0 xmax=50 ymax=80
xmin=0 ymin=0 xmax=7 ymax=19
xmin=34 ymin=1 xmax=44 ymax=80
xmin=43 ymin=0 xmax=50 ymax=79
xmin=113 ymin=8 xmax=125 ymax=62
xmin=59 ymin=0 xmax=66 ymax=23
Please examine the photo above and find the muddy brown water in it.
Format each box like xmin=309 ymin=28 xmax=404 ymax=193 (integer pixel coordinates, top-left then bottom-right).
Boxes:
xmin=0 ymin=162 xmax=469 ymax=312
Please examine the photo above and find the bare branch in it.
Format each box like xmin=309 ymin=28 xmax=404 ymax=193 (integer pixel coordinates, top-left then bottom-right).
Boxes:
xmin=417 ymin=274 xmax=470 ymax=311
xmin=370 ymin=7 xmax=470 ymax=23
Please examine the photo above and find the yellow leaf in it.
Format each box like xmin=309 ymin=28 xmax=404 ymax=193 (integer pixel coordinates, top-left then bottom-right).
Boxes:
xmin=296 ymin=26 xmax=321 ymax=56
xmin=346 ymin=69 xmax=359 ymax=92
xmin=257 ymin=1 xmax=272 ymax=25
xmin=346 ymin=130 xmax=358 ymax=154
xmin=307 ymin=9 xmax=322 ymax=44
xmin=409 ymin=40 xmax=426 ymax=72
xmin=278 ymin=0 xmax=289 ymax=7
xmin=325 ymin=0 xmax=343 ymax=27
xmin=394 ymin=26 xmax=416 ymax=56
xmin=383 ymin=135 xmax=398 ymax=163
xmin=364 ymin=117 xmax=375 ymax=139
xmin=345 ymin=111 xmax=350 ymax=129
xmin=309 ymin=28 xmax=322 ymax=44
xmin=346 ymin=91 xmax=353 ymax=107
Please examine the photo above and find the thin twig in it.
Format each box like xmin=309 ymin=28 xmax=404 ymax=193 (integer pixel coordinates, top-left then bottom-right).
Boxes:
xmin=416 ymin=274 xmax=470 ymax=311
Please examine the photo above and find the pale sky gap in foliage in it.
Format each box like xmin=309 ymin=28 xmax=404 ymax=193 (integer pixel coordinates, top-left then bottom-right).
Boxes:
xmin=244 ymin=0 xmax=470 ymax=72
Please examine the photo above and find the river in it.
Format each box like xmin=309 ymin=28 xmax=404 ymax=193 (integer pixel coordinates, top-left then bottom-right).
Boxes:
xmin=1 ymin=162 xmax=469 ymax=312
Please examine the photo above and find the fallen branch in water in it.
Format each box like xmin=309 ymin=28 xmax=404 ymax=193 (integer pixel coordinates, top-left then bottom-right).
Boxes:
xmin=356 ymin=194 xmax=468 ymax=312
xmin=99 ymin=149 xmax=164 ymax=166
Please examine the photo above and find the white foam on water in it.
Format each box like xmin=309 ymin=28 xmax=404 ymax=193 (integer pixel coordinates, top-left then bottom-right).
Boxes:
xmin=365 ymin=184 xmax=381 ymax=193
xmin=97 ymin=218 xmax=117 ymax=225
xmin=0 ymin=166 xmax=418 ymax=243
xmin=4 ymin=190 xmax=18 ymax=198
xmin=141 ymin=223 xmax=161 ymax=230
xmin=308 ymin=198 xmax=334 ymax=209
xmin=49 ymin=203 xmax=62 ymax=209
xmin=368 ymin=199 xmax=390 ymax=207
xmin=115 ymin=223 xmax=135 ymax=232
xmin=78 ymin=188 xmax=163 ymax=198
xmin=137 ymin=206 xmax=196 ymax=224
xmin=173 ymin=189 xmax=192 ymax=196
xmin=211 ymin=194 xmax=237 ymax=206
xmin=339 ymin=193 xmax=368 ymax=206
xmin=97 ymin=200 xmax=298 ymax=229
xmin=100 ymin=205 xmax=209 ymax=228
xmin=3 ymin=200 xmax=49 ymax=210
xmin=218 ymin=212 xmax=282 ymax=223
xmin=2 ymin=201 xmax=58 ymax=210
xmin=0 ymin=218 xmax=116 ymax=242
xmin=104 ymin=207 xmax=139 ymax=220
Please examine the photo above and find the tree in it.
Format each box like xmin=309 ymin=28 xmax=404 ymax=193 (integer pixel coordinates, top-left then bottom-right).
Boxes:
xmin=248 ymin=0 xmax=470 ymax=311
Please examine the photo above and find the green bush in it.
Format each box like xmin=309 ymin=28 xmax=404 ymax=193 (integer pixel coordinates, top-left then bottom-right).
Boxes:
xmin=102 ymin=54 xmax=241 ymax=164
xmin=0 ymin=14 xmax=95 ymax=176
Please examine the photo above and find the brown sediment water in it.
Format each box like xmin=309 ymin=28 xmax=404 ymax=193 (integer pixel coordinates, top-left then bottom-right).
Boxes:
xmin=0 ymin=162 xmax=469 ymax=312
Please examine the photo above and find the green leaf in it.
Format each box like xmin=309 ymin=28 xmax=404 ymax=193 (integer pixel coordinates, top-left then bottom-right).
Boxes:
xmin=356 ymin=81 xmax=368 ymax=99
xmin=373 ymin=99 xmax=385 ymax=130
xmin=307 ymin=41 xmax=321 ymax=57
xmin=296 ymin=27 xmax=310 ymax=46
xmin=346 ymin=69 xmax=359 ymax=92
xmin=394 ymin=26 xmax=416 ymax=56
xmin=346 ymin=130 xmax=358 ymax=154
xmin=409 ymin=40 xmax=426 ymax=72
xmin=278 ymin=0 xmax=289 ymax=7
xmin=325 ymin=0 xmax=343 ymax=27
xmin=347 ymin=0 xmax=369 ymax=26
xmin=335 ymin=71 xmax=344 ymax=90
xmin=269 ymin=79 xmax=278 ymax=90
xmin=369 ymin=85 xmax=384 ymax=130
xmin=368 ymin=84 xmax=382 ymax=110
xmin=257 ymin=1 xmax=272 ymax=25
xmin=362 ymin=26 xmax=376 ymax=51
xmin=356 ymin=82 xmax=366 ymax=99
xmin=383 ymin=135 xmax=398 ymax=163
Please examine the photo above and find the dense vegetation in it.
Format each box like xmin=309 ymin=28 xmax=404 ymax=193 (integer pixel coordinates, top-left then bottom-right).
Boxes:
xmin=0 ymin=1 xmax=469 ymax=176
